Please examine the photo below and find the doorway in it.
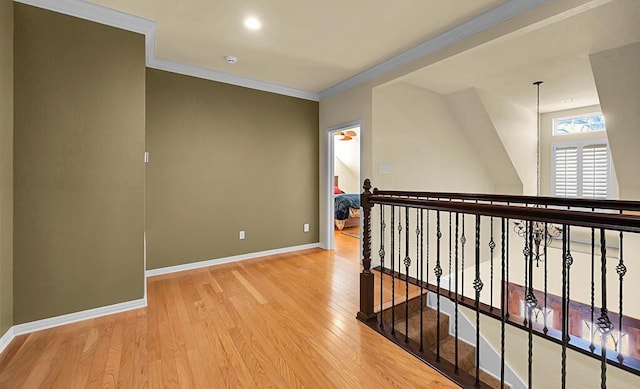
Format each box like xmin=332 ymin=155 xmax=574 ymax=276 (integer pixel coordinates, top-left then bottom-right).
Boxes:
xmin=326 ymin=123 xmax=362 ymax=256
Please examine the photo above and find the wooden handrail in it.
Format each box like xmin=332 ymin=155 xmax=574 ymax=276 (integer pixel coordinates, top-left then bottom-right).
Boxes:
xmin=367 ymin=195 xmax=640 ymax=233
xmin=374 ymin=189 xmax=640 ymax=212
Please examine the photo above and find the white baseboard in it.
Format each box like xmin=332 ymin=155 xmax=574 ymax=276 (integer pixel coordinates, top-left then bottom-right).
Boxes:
xmin=0 ymin=326 xmax=15 ymax=355
xmin=1 ymin=243 xmax=321 ymax=355
xmin=12 ymin=298 xmax=147 ymax=337
xmin=0 ymin=297 xmax=146 ymax=356
xmin=146 ymin=242 xmax=321 ymax=277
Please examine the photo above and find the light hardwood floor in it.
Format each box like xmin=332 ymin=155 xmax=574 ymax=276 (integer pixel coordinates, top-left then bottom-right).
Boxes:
xmin=0 ymin=230 xmax=457 ymax=388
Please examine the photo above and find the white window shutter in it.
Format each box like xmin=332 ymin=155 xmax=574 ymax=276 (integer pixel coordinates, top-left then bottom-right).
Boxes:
xmin=554 ymin=146 xmax=578 ymax=197
xmin=582 ymin=144 xmax=608 ymax=199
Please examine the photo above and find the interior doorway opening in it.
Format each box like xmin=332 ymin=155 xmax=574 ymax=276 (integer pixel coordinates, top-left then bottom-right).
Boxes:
xmin=327 ymin=123 xmax=361 ymax=256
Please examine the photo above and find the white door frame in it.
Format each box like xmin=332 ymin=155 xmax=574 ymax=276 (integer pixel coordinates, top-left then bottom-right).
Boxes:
xmin=324 ymin=120 xmax=363 ymax=251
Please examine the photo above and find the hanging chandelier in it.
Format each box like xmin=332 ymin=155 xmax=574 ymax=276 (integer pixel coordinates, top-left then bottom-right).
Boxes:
xmin=513 ymin=81 xmax=561 ymax=267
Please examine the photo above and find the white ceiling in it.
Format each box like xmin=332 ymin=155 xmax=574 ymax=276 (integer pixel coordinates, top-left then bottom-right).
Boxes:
xmin=86 ymin=0 xmax=506 ymax=93
xmin=401 ymin=0 xmax=640 ymax=113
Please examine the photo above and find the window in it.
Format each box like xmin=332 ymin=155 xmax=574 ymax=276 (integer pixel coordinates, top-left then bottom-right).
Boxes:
xmin=553 ymin=112 xmax=605 ymax=135
xmin=582 ymin=320 xmax=628 ymax=356
xmin=519 ymin=300 xmax=554 ymax=326
xmin=553 ymin=142 xmax=610 ymax=199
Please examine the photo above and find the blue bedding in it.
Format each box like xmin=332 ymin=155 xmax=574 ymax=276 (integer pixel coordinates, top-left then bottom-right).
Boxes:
xmin=334 ymin=194 xmax=360 ymax=220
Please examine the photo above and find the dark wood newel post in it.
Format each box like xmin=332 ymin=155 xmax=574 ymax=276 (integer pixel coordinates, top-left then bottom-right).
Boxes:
xmin=357 ymin=178 xmax=377 ymax=322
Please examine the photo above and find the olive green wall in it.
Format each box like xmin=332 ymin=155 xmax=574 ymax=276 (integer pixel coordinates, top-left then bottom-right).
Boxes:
xmin=13 ymin=5 xmax=145 ymax=323
xmin=0 ymin=0 xmax=13 ymax=335
xmin=146 ymin=69 xmax=319 ymax=269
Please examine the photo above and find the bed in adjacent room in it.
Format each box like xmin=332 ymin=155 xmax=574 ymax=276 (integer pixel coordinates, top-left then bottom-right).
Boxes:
xmin=334 ymin=193 xmax=360 ymax=230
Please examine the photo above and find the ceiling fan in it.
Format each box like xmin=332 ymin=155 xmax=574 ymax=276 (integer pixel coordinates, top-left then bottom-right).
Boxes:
xmin=334 ymin=130 xmax=357 ymax=141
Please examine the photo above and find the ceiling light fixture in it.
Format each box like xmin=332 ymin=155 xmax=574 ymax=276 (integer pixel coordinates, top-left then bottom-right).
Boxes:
xmin=334 ymin=130 xmax=357 ymax=141
xmin=224 ymin=55 xmax=238 ymax=64
xmin=244 ymin=17 xmax=262 ymax=30
xmin=513 ymin=81 xmax=561 ymax=268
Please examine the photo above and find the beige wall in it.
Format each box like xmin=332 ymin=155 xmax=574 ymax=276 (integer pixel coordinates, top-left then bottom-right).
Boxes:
xmin=13 ymin=5 xmax=146 ymax=323
xmin=0 ymin=0 xmax=13 ymax=335
xmin=446 ymin=88 xmax=525 ymax=195
xmin=372 ymin=82 xmax=493 ymax=193
xmin=590 ymin=42 xmax=640 ymax=200
xmin=477 ymin=89 xmax=536 ymax=195
xmin=145 ymin=69 xmax=319 ymax=269
xmin=319 ymin=82 xmax=372 ymax=248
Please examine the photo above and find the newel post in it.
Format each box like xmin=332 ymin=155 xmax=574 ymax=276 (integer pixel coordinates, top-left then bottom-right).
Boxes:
xmin=357 ymin=178 xmax=377 ymax=322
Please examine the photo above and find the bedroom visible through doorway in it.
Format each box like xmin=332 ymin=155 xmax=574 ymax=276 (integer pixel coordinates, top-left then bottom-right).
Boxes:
xmin=332 ymin=125 xmax=361 ymax=257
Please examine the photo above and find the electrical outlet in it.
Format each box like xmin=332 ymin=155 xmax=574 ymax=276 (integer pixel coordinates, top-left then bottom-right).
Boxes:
xmin=303 ymin=223 xmax=310 ymax=232
xmin=239 ymin=230 xmax=245 ymax=240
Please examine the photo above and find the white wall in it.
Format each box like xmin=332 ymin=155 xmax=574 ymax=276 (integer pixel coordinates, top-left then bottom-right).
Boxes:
xmin=333 ymin=127 xmax=360 ymax=194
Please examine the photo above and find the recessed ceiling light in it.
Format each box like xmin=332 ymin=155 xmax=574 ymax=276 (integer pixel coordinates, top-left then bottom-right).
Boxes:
xmin=244 ymin=17 xmax=262 ymax=30
xmin=561 ymin=98 xmax=575 ymax=103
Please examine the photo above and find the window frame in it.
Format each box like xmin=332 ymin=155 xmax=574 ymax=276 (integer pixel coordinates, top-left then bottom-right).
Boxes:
xmin=550 ymin=138 xmax=612 ymax=199
xmin=552 ymin=112 xmax=606 ymax=136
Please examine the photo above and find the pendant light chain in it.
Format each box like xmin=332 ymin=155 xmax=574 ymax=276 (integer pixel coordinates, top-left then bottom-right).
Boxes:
xmin=534 ymin=81 xmax=543 ymax=197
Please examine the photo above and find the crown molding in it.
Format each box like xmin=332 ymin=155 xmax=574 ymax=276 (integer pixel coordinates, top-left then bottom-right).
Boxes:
xmin=14 ymin=0 xmax=320 ymax=101
xmin=319 ymin=0 xmax=549 ymax=100
xmin=16 ymin=0 xmax=550 ymax=102
xmin=147 ymin=58 xmax=320 ymax=101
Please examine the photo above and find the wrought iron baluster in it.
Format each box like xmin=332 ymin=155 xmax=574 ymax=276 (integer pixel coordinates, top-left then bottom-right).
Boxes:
xmin=500 ymin=218 xmax=506 ymax=388
xmin=506 ymin=205 xmax=510 ymax=320
xmin=474 ymin=215 xmax=483 ymax=387
xmin=599 ymin=228 xmax=613 ymax=389
xmin=419 ymin=209 xmax=424 ymax=353
xmin=590 ymin=210 xmax=595 ymax=352
xmin=461 ymin=214 xmax=466 ymax=300
xmin=544 ymin=218 xmax=549 ymax=335
xmin=527 ymin=221 xmax=535 ymax=389
xmin=390 ymin=206 xmax=395 ymax=335
xmin=454 ymin=212 xmax=459 ymax=374
xmin=449 ymin=212 xmax=452 ymax=293
xmin=404 ymin=207 xmax=410 ymax=343
xmin=561 ymin=225 xmax=567 ymax=389
xmin=617 ymin=219 xmax=626 ymax=363
xmin=398 ymin=209 xmax=403 ymax=283
xmin=523 ymin=217 xmax=529 ymax=326
xmin=426 ymin=210 xmax=430 ymax=292
xmin=504 ymin=211 xmax=510 ymax=320
xmin=435 ymin=211 xmax=443 ymax=362
xmin=379 ymin=206 xmax=386 ymax=330
xmin=566 ymin=223 xmax=573 ymax=347
xmin=489 ymin=211 xmax=495 ymax=310
xmin=416 ymin=208 xmax=420 ymax=283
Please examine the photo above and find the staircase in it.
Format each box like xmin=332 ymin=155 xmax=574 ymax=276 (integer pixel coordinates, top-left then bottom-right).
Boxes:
xmin=380 ymin=294 xmax=506 ymax=389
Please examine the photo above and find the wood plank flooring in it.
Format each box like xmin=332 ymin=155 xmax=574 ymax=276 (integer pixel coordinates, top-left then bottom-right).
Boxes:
xmin=0 ymin=230 xmax=457 ymax=388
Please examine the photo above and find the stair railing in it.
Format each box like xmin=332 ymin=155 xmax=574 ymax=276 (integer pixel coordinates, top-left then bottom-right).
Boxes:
xmin=357 ymin=179 xmax=640 ymax=389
